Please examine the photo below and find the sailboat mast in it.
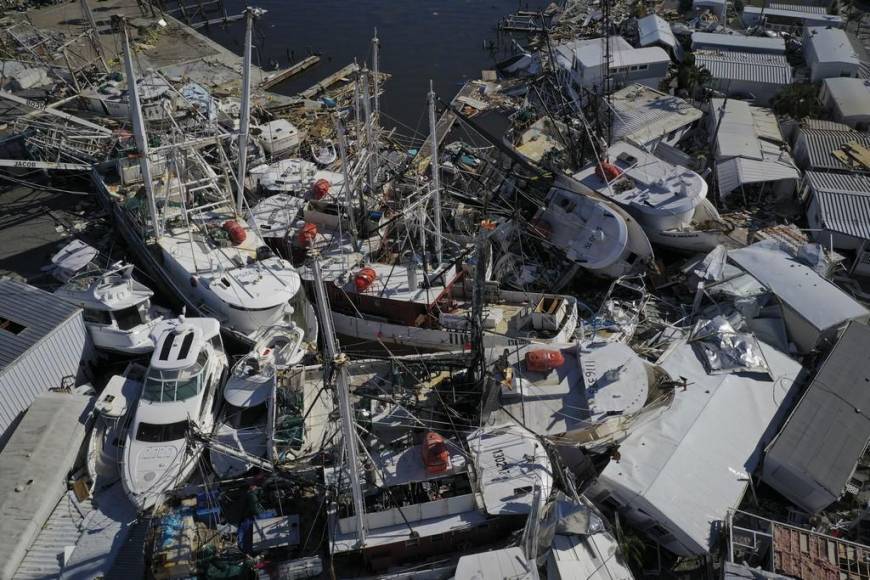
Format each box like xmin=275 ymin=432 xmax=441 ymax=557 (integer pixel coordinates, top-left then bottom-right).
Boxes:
xmin=81 ymin=0 xmax=108 ymax=73
xmin=428 ymin=81 xmax=443 ymax=265
xmin=309 ymin=252 xmax=367 ymax=547
xmin=120 ymin=18 xmax=161 ymax=239
xmin=236 ymin=7 xmax=256 ymax=214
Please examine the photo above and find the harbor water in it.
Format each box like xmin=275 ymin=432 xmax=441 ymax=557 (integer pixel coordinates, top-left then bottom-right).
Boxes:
xmin=206 ymin=0 xmax=550 ymax=130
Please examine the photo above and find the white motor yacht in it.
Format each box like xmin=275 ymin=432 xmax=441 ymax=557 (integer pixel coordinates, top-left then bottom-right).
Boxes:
xmin=248 ymin=157 xmax=345 ymax=199
xmin=211 ymin=324 xmax=305 ymax=478
xmin=55 ymin=262 xmax=169 ymax=355
xmin=122 ymin=317 xmax=228 ymax=511
xmin=572 ymin=141 xmax=727 ymax=252
xmin=536 ymin=175 xmax=654 ymax=278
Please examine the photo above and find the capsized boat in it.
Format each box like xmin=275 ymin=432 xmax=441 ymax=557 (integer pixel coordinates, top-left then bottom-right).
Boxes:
xmin=535 ymin=175 xmax=654 ymax=278
xmin=122 ymin=317 xmax=228 ymax=511
xmin=210 ymin=324 xmax=305 ymax=478
xmin=573 ymin=141 xmax=728 ymax=252
xmin=55 ymin=262 xmax=170 ymax=354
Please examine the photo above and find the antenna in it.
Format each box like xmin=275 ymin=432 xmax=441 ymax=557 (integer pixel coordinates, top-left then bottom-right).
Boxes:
xmin=371 ymin=28 xmax=380 ymax=123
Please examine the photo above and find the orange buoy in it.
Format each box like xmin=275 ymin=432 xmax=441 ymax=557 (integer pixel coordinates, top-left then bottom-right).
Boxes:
xmin=222 ymin=220 xmax=247 ymax=245
xmin=354 ymin=267 xmax=377 ymax=292
xmin=595 ymin=160 xmax=622 ymax=182
xmin=422 ymin=431 xmax=449 ymax=474
xmin=525 ymin=349 xmax=565 ymax=373
xmin=296 ymin=222 xmax=318 ymax=247
xmin=312 ymin=178 xmax=330 ymax=199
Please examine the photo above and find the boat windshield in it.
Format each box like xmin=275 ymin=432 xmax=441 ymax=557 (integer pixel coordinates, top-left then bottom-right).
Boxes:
xmin=142 ymin=361 xmax=205 ymax=402
xmin=136 ymin=420 xmax=189 ymax=442
xmin=115 ymin=304 xmax=147 ymax=331
xmin=223 ymin=402 xmax=268 ymax=430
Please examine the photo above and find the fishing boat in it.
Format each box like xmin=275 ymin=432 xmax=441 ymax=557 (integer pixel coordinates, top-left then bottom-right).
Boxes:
xmin=55 ymin=262 xmax=170 ymax=355
xmin=210 ymin=324 xmax=305 ymax=478
xmin=92 ymin=16 xmax=317 ymax=343
xmin=573 ymin=141 xmax=728 ymax=252
xmin=248 ymin=157 xmax=345 ymax=198
xmin=534 ymin=175 xmax=655 ymax=279
xmin=122 ymin=317 xmax=228 ymax=510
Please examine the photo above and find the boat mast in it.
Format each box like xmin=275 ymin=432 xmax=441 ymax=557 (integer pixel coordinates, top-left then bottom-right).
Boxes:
xmin=334 ymin=114 xmax=358 ymax=248
xmin=428 ymin=81 xmax=443 ymax=265
xmin=119 ymin=17 xmax=161 ymax=239
xmin=236 ymin=7 xmax=258 ymax=214
xmin=309 ymin=252 xmax=367 ymax=547
xmin=360 ymin=68 xmax=377 ymax=196
xmin=80 ymin=0 xmax=108 ymax=73
xmin=371 ymin=28 xmax=380 ymax=124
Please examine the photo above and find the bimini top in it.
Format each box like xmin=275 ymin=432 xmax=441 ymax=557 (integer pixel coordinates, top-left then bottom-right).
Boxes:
xmin=149 ymin=317 xmax=220 ymax=371
xmin=573 ymin=141 xmax=707 ymax=219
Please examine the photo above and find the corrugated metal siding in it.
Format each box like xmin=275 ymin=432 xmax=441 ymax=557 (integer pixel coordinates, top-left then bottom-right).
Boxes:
xmin=0 ymin=280 xmax=81 ymax=370
xmin=815 ymin=190 xmax=870 ymax=238
xmin=14 ymin=492 xmax=93 ymax=580
xmin=807 ymin=171 xmax=870 ymax=238
xmin=799 ymin=128 xmax=870 ymax=171
xmin=768 ymin=3 xmax=828 ymax=14
xmin=694 ymin=50 xmax=792 ymax=85
xmin=0 ymin=313 xmax=93 ymax=447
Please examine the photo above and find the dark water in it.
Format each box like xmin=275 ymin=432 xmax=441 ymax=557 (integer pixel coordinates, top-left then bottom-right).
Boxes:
xmin=204 ymin=0 xmax=549 ymax=133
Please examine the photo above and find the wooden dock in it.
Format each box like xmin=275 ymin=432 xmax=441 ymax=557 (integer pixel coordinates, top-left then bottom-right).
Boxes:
xmin=299 ymin=63 xmax=358 ymax=99
xmin=259 ymin=55 xmax=320 ymax=90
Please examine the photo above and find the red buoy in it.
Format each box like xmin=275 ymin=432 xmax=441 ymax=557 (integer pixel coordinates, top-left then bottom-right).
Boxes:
xmin=312 ymin=178 xmax=330 ymax=199
xmin=422 ymin=431 xmax=449 ymax=474
xmin=354 ymin=267 xmax=378 ymax=292
xmin=296 ymin=222 xmax=318 ymax=247
xmin=222 ymin=220 xmax=247 ymax=245
xmin=525 ymin=349 xmax=565 ymax=373
xmin=595 ymin=161 xmax=622 ymax=182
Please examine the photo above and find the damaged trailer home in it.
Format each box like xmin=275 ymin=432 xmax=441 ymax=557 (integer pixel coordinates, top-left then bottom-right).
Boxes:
xmin=762 ymin=321 xmax=870 ymax=514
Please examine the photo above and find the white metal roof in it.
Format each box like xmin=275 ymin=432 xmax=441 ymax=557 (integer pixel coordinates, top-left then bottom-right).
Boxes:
xmin=0 ymin=279 xmax=81 ymax=371
xmin=0 ymin=392 xmax=94 ymax=579
xmin=807 ymin=170 xmax=870 ymax=239
xmin=742 ymin=6 xmax=843 ymax=26
xmin=717 ymin=140 xmax=800 ymax=197
xmin=638 ymin=14 xmax=678 ymax=51
xmin=805 ymin=26 xmax=859 ymax=66
xmin=692 ymin=32 xmax=786 ymax=54
xmin=610 ymin=84 xmax=702 ymax=146
xmin=823 ymin=77 xmax=870 ymax=120
xmin=694 ymin=50 xmax=792 ymax=85
xmin=728 ymin=243 xmax=869 ymax=333
xmin=797 ymin=126 xmax=870 ymax=172
xmin=593 ymin=339 xmax=802 ymax=555
xmin=763 ymin=321 xmax=870 ymax=513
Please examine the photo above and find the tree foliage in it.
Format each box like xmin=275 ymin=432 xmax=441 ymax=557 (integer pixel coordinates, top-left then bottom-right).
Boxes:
xmin=771 ymin=83 xmax=822 ymax=120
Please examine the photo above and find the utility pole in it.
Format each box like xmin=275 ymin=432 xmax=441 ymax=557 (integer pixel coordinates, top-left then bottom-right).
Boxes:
xmin=120 ymin=18 xmax=161 ymax=239
xmin=428 ymin=81 xmax=443 ymax=266
xmin=309 ymin=251 xmax=368 ymax=548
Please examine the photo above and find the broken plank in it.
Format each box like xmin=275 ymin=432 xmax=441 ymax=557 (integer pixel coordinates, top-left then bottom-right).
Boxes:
xmin=299 ymin=63 xmax=358 ymax=99
xmin=260 ymin=55 xmax=321 ymax=90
